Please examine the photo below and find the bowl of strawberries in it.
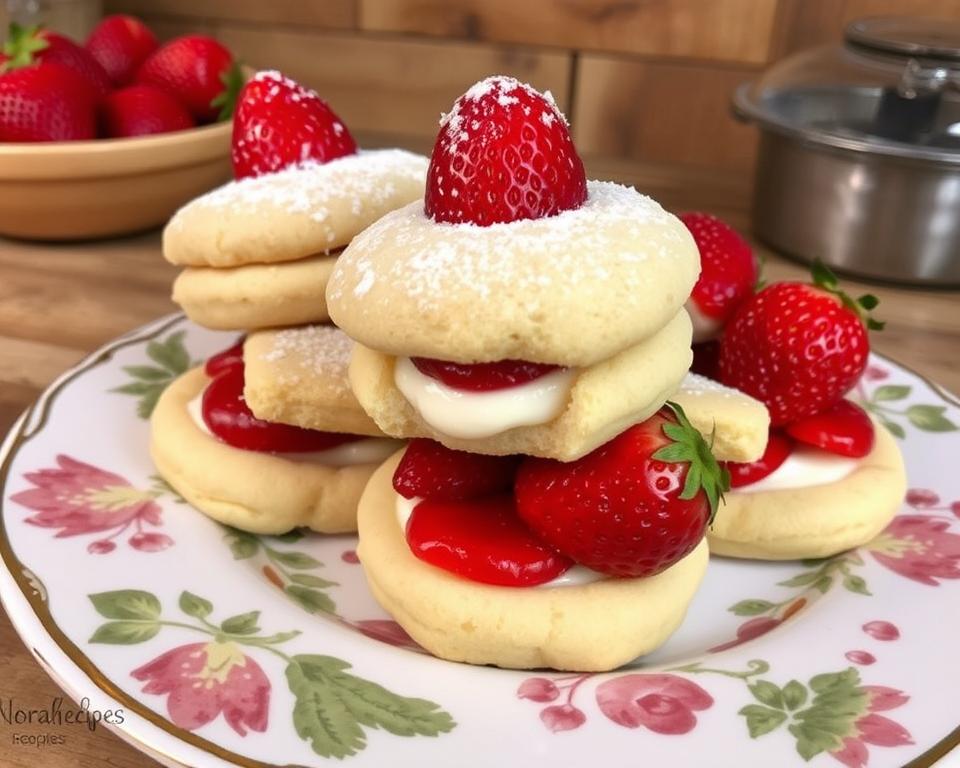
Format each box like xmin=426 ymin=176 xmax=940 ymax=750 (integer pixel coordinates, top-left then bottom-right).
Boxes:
xmin=0 ymin=15 xmax=242 ymax=240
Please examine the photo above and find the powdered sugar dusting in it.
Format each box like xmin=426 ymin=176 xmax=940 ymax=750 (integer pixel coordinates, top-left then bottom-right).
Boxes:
xmin=680 ymin=372 xmax=744 ymax=400
xmin=261 ymin=325 xmax=354 ymax=393
xmin=329 ymin=181 xmax=691 ymax=308
xmin=175 ymin=149 xmax=427 ymax=222
xmin=438 ymin=75 xmax=569 ymax=157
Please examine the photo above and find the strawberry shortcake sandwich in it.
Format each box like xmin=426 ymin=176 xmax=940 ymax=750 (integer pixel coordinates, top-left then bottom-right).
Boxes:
xmin=708 ymin=267 xmax=906 ymax=559
xmin=327 ymin=76 xmax=770 ymax=671
xmin=327 ymin=77 xmax=766 ymax=463
xmin=151 ymin=329 xmax=402 ymax=535
xmin=163 ymin=70 xmax=427 ymax=331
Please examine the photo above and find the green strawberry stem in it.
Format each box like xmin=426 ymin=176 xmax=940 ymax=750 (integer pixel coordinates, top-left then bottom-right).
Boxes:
xmin=811 ymin=259 xmax=885 ymax=331
xmin=212 ymin=60 xmax=247 ymax=122
xmin=1 ymin=23 xmax=48 ymax=71
xmin=652 ymin=402 xmax=730 ymax=523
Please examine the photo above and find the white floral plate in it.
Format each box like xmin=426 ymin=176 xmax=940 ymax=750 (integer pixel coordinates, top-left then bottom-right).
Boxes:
xmin=0 ymin=315 xmax=958 ymax=768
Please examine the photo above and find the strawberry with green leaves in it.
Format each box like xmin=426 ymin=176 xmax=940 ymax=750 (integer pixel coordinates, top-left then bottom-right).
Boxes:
xmin=1 ymin=23 xmax=110 ymax=97
xmin=515 ymin=403 xmax=728 ymax=578
xmin=719 ymin=262 xmax=883 ymax=426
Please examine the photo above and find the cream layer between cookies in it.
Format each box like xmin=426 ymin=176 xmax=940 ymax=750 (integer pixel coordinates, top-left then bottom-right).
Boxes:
xmin=364 ymin=330 xmax=769 ymax=463
xmin=393 ymin=358 xmax=577 ymax=439
xmin=348 ymin=310 xmax=695 ymax=462
xmin=735 ymin=446 xmax=858 ymax=493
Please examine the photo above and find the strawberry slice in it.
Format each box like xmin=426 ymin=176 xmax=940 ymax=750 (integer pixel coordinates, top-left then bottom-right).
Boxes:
xmin=405 ymin=494 xmax=573 ymax=586
xmin=681 ymin=212 xmax=757 ymax=342
xmin=719 ymin=262 xmax=883 ymax=425
xmin=515 ymin=403 xmax=728 ymax=578
xmin=785 ymin=400 xmax=875 ymax=458
xmin=202 ymin=362 xmax=357 ymax=453
xmin=232 ymin=70 xmax=356 ymax=179
xmin=724 ymin=429 xmax=794 ymax=488
xmin=410 ymin=357 xmax=562 ymax=392
xmin=424 ymin=75 xmax=586 ymax=226
xmin=204 ymin=339 xmax=245 ymax=378
xmin=393 ymin=439 xmax=520 ymax=501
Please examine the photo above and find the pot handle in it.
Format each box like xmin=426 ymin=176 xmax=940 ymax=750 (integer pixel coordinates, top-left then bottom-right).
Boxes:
xmin=730 ymin=82 xmax=758 ymax=124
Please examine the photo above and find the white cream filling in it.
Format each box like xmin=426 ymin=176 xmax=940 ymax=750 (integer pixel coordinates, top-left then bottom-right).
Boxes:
xmin=686 ymin=299 xmax=723 ymax=344
xmin=393 ymin=357 xmax=576 ymax=439
xmin=394 ymin=493 xmax=603 ymax=588
xmin=186 ymin=390 xmax=400 ymax=467
xmin=735 ymin=445 xmax=859 ymax=494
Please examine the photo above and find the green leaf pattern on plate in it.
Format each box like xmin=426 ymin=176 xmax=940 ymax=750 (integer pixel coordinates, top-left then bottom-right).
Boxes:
xmin=857 ymin=373 xmax=958 ymax=437
xmin=86 ymin=589 xmax=455 ymax=760
xmin=221 ymin=525 xmax=340 ymax=617
xmin=113 ymin=331 xmax=197 ymax=418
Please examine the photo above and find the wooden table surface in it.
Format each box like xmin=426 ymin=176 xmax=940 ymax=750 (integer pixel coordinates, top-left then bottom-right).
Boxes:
xmin=0 ymin=220 xmax=958 ymax=767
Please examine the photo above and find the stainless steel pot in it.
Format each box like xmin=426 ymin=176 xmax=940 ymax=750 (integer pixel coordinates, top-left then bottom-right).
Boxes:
xmin=734 ymin=17 xmax=960 ymax=286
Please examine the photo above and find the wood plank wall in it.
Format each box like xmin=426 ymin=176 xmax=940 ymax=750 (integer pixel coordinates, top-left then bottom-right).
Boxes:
xmin=105 ymin=0 xmax=960 ymax=219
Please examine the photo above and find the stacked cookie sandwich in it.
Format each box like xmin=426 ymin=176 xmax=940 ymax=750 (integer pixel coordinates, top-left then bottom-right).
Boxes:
xmin=327 ymin=76 xmax=770 ymax=671
xmin=151 ymin=71 xmax=427 ymax=534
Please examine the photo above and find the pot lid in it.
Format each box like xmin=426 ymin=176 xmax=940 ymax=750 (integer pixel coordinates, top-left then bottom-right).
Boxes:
xmin=733 ymin=16 xmax=960 ymax=163
xmin=845 ymin=17 xmax=960 ymax=63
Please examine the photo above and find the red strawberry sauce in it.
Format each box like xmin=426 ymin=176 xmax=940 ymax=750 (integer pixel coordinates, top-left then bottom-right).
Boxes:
xmin=404 ymin=494 xmax=573 ymax=587
xmin=201 ymin=343 xmax=359 ymax=453
xmin=410 ymin=357 xmax=563 ymax=392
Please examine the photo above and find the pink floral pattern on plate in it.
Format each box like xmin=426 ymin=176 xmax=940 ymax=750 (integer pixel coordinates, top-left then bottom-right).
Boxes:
xmin=518 ymin=672 xmax=713 ymax=735
xmin=830 ymin=686 xmax=913 ymax=768
xmin=595 ymin=674 xmax=713 ymax=734
xmin=10 ymin=455 xmax=173 ymax=554
xmin=865 ymin=515 xmax=960 ymax=585
xmin=862 ymin=621 xmax=900 ymax=641
xmin=132 ymin=641 xmax=269 ymax=736
xmin=88 ymin=588 xmax=454 ymax=760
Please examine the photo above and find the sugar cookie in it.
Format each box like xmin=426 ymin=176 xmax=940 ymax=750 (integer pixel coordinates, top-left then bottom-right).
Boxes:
xmin=243 ymin=326 xmax=382 ymax=437
xmin=164 ymin=150 xmax=428 ymax=268
xmin=328 ymin=181 xmax=700 ymax=367
xmin=151 ymin=368 xmax=399 ymax=534
xmin=172 ymin=255 xmax=336 ymax=331
xmin=708 ymin=419 xmax=906 ymax=560
xmin=357 ymin=453 xmax=709 ymax=671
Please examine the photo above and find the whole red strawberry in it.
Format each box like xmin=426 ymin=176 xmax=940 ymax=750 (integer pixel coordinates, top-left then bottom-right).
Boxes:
xmin=515 ymin=403 xmax=728 ymax=578
xmin=681 ymin=212 xmax=757 ymax=342
xmin=99 ymin=85 xmax=194 ymax=138
xmin=231 ymin=70 xmax=357 ymax=179
xmin=1 ymin=23 xmax=110 ymax=98
xmin=85 ymin=14 xmax=158 ymax=86
xmin=0 ymin=62 xmax=96 ymax=141
xmin=719 ymin=263 xmax=883 ymax=426
xmin=136 ymin=35 xmax=238 ymax=122
xmin=393 ymin=438 xmax=520 ymax=501
xmin=424 ymin=75 xmax=586 ymax=226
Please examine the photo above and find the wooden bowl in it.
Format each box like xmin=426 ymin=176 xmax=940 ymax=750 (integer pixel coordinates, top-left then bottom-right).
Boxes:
xmin=0 ymin=121 xmax=232 ymax=240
